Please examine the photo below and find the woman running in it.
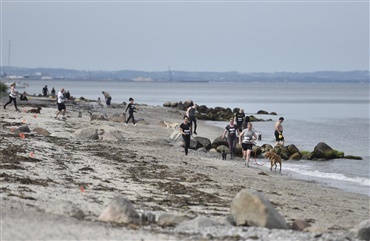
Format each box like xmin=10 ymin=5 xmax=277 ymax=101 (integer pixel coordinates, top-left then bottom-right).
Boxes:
xmin=222 ymin=118 xmax=240 ymax=159
xmin=179 ymin=116 xmax=192 ymax=155
xmin=239 ymin=122 xmax=258 ymax=167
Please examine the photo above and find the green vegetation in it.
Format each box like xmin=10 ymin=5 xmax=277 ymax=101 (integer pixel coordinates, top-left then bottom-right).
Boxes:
xmin=0 ymin=82 xmax=8 ymax=93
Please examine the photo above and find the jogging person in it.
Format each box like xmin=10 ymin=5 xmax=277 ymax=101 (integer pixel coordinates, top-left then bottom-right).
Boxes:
xmin=234 ymin=108 xmax=245 ymax=132
xmin=179 ymin=116 xmax=192 ymax=155
xmin=3 ymin=83 xmax=19 ymax=111
xmin=186 ymin=105 xmax=197 ymax=135
xmin=239 ymin=122 xmax=258 ymax=167
xmin=222 ymin=118 xmax=240 ymax=159
xmin=125 ymin=97 xmax=137 ymax=126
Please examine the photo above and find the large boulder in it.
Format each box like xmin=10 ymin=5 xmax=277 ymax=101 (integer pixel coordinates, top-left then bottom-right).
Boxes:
xmin=98 ymin=196 xmax=140 ymax=224
xmin=100 ymin=131 xmax=125 ymax=142
xmin=287 ymin=144 xmax=300 ymax=156
xmin=74 ymin=128 xmax=99 ymax=140
xmin=313 ymin=142 xmax=335 ymax=159
xmin=194 ymin=136 xmax=211 ymax=150
xmin=273 ymin=145 xmax=290 ymax=160
xmin=33 ymin=127 xmax=50 ymax=136
xmin=350 ymin=219 xmax=370 ymax=241
xmin=211 ymin=136 xmax=228 ymax=149
xmin=230 ymin=189 xmax=288 ymax=229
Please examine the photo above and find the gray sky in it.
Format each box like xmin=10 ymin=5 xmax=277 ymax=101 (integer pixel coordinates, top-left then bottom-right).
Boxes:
xmin=1 ymin=0 xmax=369 ymax=73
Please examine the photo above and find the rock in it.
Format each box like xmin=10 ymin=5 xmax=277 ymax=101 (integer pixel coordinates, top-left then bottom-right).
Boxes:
xmin=74 ymin=128 xmax=99 ymax=140
xmin=261 ymin=144 xmax=273 ymax=153
xmin=44 ymin=200 xmax=85 ymax=220
xmin=273 ymin=145 xmax=290 ymax=160
xmin=18 ymin=125 xmax=31 ymax=133
xmin=217 ymin=145 xmax=229 ymax=153
xmin=157 ymin=213 xmax=190 ymax=227
xmin=33 ymin=127 xmax=50 ymax=136
xmin=257 ymin=110 xmax=269 ymax=115
xmin=197 ymin=147 xmax=208 ymax=152
xmin=169 ymin=131 xmax=182 ymax=141
xmin=163 ymin=102 xmax=172 ymax=107
xmin=211 ymin=136 xmax=228 ymax=149
xmin=100 ymin=131 xmax=125 ymax=142
xmin=313 ymin=142 xmax=335 ymax=159
xmin=174 ymin=216 xmax=220 ymax=232
xmin=183 ymin=100 xmax=194 ymax=108
xmin=98 ymin=195 xmax=140 ymax=224
xmin=289 ymin=152 xmax=302 ymax=160
xmin=194 ymin=136 xmax=211 ymax=150
xmin=287 ymin=144 xmax=300 ymax=156
xmin=292 ymin=219 xmax=311 ymax=231
xmin=351 ymin=219 xmax=370 ymax=240
xmin=230 ymin=189 xmax=288 ymax=229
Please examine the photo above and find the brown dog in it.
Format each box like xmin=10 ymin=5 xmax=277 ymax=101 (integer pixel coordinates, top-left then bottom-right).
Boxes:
xmin=265 ymin=151 xmax=282 ymax=172
xmin=27 ymin=107 xmax=42 ymax=114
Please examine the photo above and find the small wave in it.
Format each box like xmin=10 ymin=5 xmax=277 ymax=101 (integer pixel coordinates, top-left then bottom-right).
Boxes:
xmin=284 ymin=166 xmax=370 ymax=187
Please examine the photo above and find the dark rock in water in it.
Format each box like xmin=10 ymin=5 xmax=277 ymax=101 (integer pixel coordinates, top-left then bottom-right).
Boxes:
xmin=98 ymin=195 xmax=140 ymax=224
xmin=257 ymin=110 xmax=269 ymax=115
xmin=270 ymin=112 xmax=277 ymax=115
xmin=273 ymin=145 xmax=290 ymax=160
xmin=313 ymin=142 xmax=335 ymax=159
xmin=287 ymin=144 xmax=300 ymax=156
xmin=230 ymin=189 xmax=288 ymax=229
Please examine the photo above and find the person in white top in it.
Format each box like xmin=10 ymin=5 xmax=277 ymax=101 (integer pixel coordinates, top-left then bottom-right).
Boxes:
xmin=3 ymin=83 xmax=19 ymax=111
xmin=239 ymin=122 xmax=258 ymax=167
xmin=55 ymin=88 xmax=66 ymax=119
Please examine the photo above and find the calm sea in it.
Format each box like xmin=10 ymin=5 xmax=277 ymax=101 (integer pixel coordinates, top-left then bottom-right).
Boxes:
xmin=20 ymin=80 xmax=370 ymax=196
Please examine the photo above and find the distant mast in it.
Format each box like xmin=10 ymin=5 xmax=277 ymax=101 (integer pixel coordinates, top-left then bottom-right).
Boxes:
xmin=8 ymin=40 xmax=11 ymax=66
xmin=168 ymin=65 xmax=173 ymax=81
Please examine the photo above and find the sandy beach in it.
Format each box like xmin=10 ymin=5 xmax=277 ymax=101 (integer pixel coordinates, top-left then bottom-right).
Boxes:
xmin=1 ymin=96 xmax=369 ymax=240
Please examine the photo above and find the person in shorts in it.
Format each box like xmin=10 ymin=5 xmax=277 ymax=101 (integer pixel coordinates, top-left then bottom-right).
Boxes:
xmin=239 ymin=122 xmax=258 ymax=167
xmin=55 ymin=88 xmax=66 ymax=120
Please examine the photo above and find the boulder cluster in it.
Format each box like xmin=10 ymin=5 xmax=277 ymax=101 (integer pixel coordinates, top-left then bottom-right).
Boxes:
xmin=163 ymin=100 xmax=273 ymax=122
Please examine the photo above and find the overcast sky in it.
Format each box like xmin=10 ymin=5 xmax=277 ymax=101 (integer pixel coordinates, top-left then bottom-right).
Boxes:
xmin=1 ymin=0 xmax=369 ymax=73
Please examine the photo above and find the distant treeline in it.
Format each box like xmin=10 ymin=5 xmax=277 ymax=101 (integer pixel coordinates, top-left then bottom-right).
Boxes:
xmin=1 ymin=66 xmax=369 ymax=83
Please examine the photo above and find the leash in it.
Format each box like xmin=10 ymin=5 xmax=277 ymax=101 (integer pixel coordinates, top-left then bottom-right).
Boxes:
xmin=252 ymin=149 xmax=269 ymax=166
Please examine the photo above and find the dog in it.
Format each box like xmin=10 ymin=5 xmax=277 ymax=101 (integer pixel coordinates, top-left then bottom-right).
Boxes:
xmin=27 ymin=107 xmax=42 ymax=114
xmin=222 ymin=150 xmax=227 ymax=160
xmin=265 ymin=151 xmax=282 ymax=172
xmin=164 ymin=121 xmax=180 ymax=130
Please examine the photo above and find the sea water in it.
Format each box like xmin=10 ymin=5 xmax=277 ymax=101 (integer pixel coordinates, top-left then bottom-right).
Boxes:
xmin=22 ymin=80 xmax=370 ymax=196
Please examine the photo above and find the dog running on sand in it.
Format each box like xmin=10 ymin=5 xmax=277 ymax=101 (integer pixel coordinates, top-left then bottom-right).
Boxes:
xmin=27 ymin=107 xmax=42 ymax=114
xmin=265 ymin=151 xmax=282 ymax=172
xmin=164 ymin=121 xmax=180 ymax=130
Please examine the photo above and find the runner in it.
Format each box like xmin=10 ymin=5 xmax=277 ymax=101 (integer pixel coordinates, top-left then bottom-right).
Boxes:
xmin=234 ymin=108 xmax=245 ymax=132
xmin=222 ymin=118 xmax=240 ymax=159
xmin=179 ymin=116 xmax=192 ymax=155
xmin=239 ymin=122 xmax=258 ymax=167
xmin=3 ymin=83 xmax=19 ymax=111
xmin=125 ymin=97 xmax=137 ymax=126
